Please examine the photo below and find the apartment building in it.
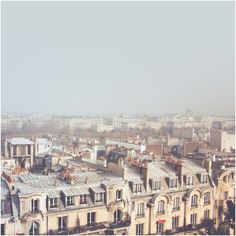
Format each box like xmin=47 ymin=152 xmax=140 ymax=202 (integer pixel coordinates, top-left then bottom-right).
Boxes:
xmin=1 ymin=154 xmax=234 ymax=236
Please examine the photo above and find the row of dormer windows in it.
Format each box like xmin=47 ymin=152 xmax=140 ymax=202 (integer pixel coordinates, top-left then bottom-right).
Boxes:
xmin=29 ymin=190 xmax=211 ymax=213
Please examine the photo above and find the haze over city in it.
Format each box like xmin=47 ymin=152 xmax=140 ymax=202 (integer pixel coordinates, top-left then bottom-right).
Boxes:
xmin=2 ymin=1 xmax=235 ymax=116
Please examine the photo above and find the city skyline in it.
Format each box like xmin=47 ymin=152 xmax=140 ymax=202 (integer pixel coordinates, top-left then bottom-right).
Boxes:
xmin=2 ymin=1 xmax=235 ymax=116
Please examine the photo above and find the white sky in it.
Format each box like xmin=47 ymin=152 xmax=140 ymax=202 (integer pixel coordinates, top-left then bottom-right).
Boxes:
xmin=1 ymin=1 xmax=235 ymax=115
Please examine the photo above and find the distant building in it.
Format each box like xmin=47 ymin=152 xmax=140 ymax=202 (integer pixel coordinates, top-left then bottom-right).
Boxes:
xmin=210 ymin=130 xmax=235 ymax=152
xmin=173 ymin=127 xmax=195 ymax=140
xmin=4 ymin=138 xmax=34 ymax=169
xmin=185 ymin=106 xmax=194 ymax=116
xmin=35 ymin=138 xmax=52 ymax=156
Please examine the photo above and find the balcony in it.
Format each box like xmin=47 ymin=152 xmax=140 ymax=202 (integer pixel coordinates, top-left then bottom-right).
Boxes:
xmin=109 ymin=219 xmax=131 ymax=229
xmin=156 ymin=210 xmax=165 ymax=215
xmin=204 ymin=201 xmax=211 ymax=205
xmin=190 ymin=204 xmax=198 ymax=209
xmin=136 ymin=213 xmax=145 ymax=218
xmin=172 ymin=207 xmax=180 ymax=212
xmin=48 ymin=223 xmax=107 ymax=235
xmin=48 ymin=220 xmax=132 ymax=235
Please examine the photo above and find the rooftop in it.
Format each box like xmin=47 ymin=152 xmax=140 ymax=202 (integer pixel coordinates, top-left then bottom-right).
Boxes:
xmin=7 ymin=138 xmax=34 ymax=145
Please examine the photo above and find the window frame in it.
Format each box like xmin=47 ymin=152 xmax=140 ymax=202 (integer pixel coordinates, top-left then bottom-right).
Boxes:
xmin=136 ymin=203 xmax=145 ymax=217
xmin=66 ymin=196 xmax=75 ymax=206
xmin=58 ymin=216 xmax=67 ymax=231
xmin=157 ymin=200 xmax=165 ymax=214
xmin=87 ymin=212 xmax=96 ymax=226
xmin=136 ymin=223 xmax=144 ymax=235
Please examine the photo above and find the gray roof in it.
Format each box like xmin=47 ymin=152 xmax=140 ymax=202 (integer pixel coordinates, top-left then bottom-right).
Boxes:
xmin=90 ymin=186 xmax=105 ymax=193
xmin=182 ymin=159 xmax=206 ymax=174
xmin=62 ymin=187 xmax=89 ymax=197
xmin=47 ymin=190 xmax=61 ymax=198
xmin=15 ymin=170 xmax=122 ymax=197
xmin=7 ymin=138 xmax=34 ymax=145
xmin=149 ymin=162 xmax=175 ymax=178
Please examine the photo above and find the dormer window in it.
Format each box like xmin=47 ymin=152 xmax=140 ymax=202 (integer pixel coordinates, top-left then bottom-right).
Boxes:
xmin=201 ymin=174 xmax=208 ymax=184
xmin=153 ymin=180 xmax=161 ymax=191
xmin=116 ymin=190 xmax=122 ymax=200
xmin=49 ymin=198 xmax=58 ymax=209
xmin=186 ymin=176 xmax=194 ymax=186
xmin=169 ymin=178 xmax=177 ymax=189
xmin=80 ymin=195 xmax=87 ymax=204
xmin=133 ymin=184 xmax=142 ymax=193
xmin=95 ymin=193 xmax=104 ymax=202
xmin=66 ymin=196 xmax=75 ymax=206
xmin=89 ymin=186 xmax=105 ymax=203
xmin=31 ymin=199 xmax=39 ymax=213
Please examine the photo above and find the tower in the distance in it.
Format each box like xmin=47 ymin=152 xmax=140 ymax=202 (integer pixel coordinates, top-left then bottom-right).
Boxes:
xmin=185 ymin=106 xmax=194 ymax=116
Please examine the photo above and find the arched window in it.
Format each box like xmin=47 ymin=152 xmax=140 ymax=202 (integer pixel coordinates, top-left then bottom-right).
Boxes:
xmin=223 ymin=175 xmax=227 ymax=183
xmin=204 ymin=192 xmax=210 ymax=204
xmin=157 ymin=200 xmax=165 ymax=214
xmin=191 ymin=194 xmax=198 ymax=207
xmin=114 ymin=209 xmax=122 ymax=222
xmin=29 ymin=222 xmax=39 ymax=235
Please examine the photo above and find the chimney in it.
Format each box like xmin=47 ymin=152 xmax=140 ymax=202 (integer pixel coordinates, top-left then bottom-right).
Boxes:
xmin=142 ymin=162 xmax=150 ymax=191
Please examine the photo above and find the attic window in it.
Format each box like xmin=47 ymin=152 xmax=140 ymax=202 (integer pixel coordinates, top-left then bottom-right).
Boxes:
xmin=133 ymin=184 xmax=142 ymax=193
xmin=152 ymin=180 xmax=161 ymax=191
xmin=186 ymin=176 xmax=194 ymax=186
xmin=201 ymin=174 xmax=208 ymax=184
xmin=169 ymin=178 xmax=177 ymax=189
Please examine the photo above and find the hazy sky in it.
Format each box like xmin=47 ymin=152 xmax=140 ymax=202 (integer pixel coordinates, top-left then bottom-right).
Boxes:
xmin=1 ymin=1 xmax=235 ymax=116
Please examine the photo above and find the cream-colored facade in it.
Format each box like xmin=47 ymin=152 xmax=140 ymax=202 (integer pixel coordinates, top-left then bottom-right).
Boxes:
xmin=1 ymin=156 xmax=235 ymax=235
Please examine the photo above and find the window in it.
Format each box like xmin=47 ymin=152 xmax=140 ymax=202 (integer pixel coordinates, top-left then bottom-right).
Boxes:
xmin=80 ymin=195 xmax=87 ymax=204
xmin=204 ymin=209 xmax=210 ymax=219
xmin=190 ymin=213 xmax=197 ymax=225
xmin=156 ymin=221 xmax=164 ymax=234
xmin=153 ymin=180 xmax=161 ymax=191
xmin=169 ymin=178 xmax=177 ymax=189
xmin=114 ymin=210 xmax=122 ymax=222
xmin=136 ymin=224 xmax=144 ymax=235
xmin=29 ymin=222 xmax=39 ymax=235
xmin=95 ymin=193 xmax=104 ymax=202
xmin=223 ymin=175 xmax=227 ymax=183
xmin=224 ymin=191 xmax=229 ymax=200
xmin=66 ymin=196 xmax=75 ymax=206
xmin=116 ymin=190 xmax=122 ymax=200
xmin=157 ymin=200 xmax=165 ymax=214
xmin=87 ymin=212 xmax=96 ymax=226
xmin=173 ymin=197 xmax=180 ymax=211
xmin=1 ymin=200 xmax=5 ymax=215
xmin=133 ymin=184 xmax=142 ymax=193
xmin=191 ymin=194 xmax=198 ymax=207
xmin=137 ymin=203 xmax=145 ymax=217
xmin=1 ymin=224 xmax=5 ymax=236
xmin=49 ymin=198 xmax=58 ymax=208
xmin=172 ymin=216 xmax=179 ymax=230
xmin=13 ymin=146 xmax=17 ymax=155
xmin=28 ymin=145 xmax=31 ymax=155
xmin=186 ymin=176 xmax=194 ymax=186
xmin=204 ymin=192 xmax=210 ymax=204
xmin=58 ymin=216 xmax=67 ymax=230
xmin=31 ymin=199 xmax=39 ymax=213
xmin=201 ymin=174 xmax=208 ymax=184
